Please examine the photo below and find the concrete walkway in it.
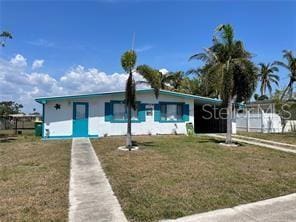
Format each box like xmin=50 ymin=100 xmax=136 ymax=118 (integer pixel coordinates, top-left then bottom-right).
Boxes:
xmin=233 ymin=134 xmax=296 ymax=149
xmin=162 ymin=193 xmax=296 ymax=222
xmin=205 ymin=134 xmax=296 ymax=154
xmin=68 ymin=138 xmax=127 ymax=222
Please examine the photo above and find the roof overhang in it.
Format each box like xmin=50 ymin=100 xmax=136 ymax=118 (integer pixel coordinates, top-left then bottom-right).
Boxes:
xmin=35 ymin=89 xmax=222 ymax=105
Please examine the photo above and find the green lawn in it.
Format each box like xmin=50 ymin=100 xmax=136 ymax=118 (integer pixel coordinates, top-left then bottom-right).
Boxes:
xmin=92 ymin=135 xmax=296 ymax=222
xmin=238 ymin=132 xmax=296 ymax=145
xmin=0 ymin=136 xmax=70 ymax=221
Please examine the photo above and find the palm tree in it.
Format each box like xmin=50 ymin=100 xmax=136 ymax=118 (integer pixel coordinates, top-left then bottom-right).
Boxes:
xmin=0 ymin=31 xmax=12 ymax=47
xmin=136 ymin=65 xmax=162 ymax=98
xmin=178 ymin=77 xmax=202 ymax=95
xmin=190 ymin=24 xmax=257 ymax=144
xmin=257 ymin=63 xmax=279 ymax=97
xmin=136 ymin=65 xmax=176 ymax=97
xmin=189 ymin=48 xmax=224 ymax=98
xmin=167 ymin=71 xmax=185 ymax=91
xmin=121 ymin=50 xmax=137 ymax=150
xmin=274 ymin=50 xmax=296 ymax=100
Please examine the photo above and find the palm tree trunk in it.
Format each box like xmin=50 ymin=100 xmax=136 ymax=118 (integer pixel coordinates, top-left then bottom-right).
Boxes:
xmin=126 ymin=101 xmax=132 ymax=150
xmin=226 ymin=96 xmax=233 ymax=144
xmin=281 ymin=79 xmax=293 ymax=100
xmin=289 ymin=81 xmax=294 ymax=100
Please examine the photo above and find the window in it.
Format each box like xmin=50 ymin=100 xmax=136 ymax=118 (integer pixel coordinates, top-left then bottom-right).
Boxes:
xmin=112 ymin=102 xmax=138 ymax=121
xmin=75 ymin=104 xmax=87 ymax=120
xmin=160 ymin=103 xmax=183 ymax=121
xmin=113 ymin=103 xmax=125 ymax=120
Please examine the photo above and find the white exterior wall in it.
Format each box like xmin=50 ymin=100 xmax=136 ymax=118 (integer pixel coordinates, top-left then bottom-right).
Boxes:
xmin=43 ymin=92 xmax=194 ymax=138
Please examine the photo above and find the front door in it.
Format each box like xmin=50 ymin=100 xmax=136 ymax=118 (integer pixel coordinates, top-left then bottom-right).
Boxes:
xmin=73 ymin=102 xmax=89 ymax=137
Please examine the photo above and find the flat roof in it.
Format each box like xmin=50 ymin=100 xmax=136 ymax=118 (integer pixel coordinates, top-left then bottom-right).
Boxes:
xmin=35 ymin=89 xmax=222 ymax=105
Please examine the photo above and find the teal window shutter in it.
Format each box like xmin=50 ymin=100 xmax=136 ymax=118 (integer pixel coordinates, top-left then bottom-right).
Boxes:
xmin=104 ymin=102 xmax=112 ymax=122
xmin=154 ymin=104 xmax=160 ymax=122
xmin=183 ymin=104 xmax=189 ymax=121
xmin=138 ymin=103 xmax=146 ymax=122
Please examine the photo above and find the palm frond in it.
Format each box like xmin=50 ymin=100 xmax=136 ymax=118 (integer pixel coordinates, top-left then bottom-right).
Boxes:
xmin=274 ymin=61 xmax=289 ymax=70
xmin=121 ymin=50 xmax=137 ymax=74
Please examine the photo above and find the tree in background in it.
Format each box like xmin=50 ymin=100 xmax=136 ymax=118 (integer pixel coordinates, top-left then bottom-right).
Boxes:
xmin=272 ymin=90 xmax=296 ymax=132
xmin=121 ymin=50 xmax=137 ymax=150
xmin=177 ymin=77 xmax=202 ymax=95
xmin=190 ymin=24 xmax=257 ymax=144
xmin=137 ymin=65 xmax=200 ymax=95
xmin=167 ymin=71 xmax=185 ymax=91
xmin=0 ymin=31 xmax=12 ymax=47
xmin=274 ymin=50 xmax=296 ymax=100
xmin=187 ymin=65 xmax=223 ymax=98
xmin=258 ymin=63 xmax=279 ymax=97
xmin=0 ymin=101 xmax=23 ymax=116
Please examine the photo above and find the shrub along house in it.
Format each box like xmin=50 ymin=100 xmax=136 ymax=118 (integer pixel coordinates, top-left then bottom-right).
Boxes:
xmin=35 ymin=89 xmax=221 ymax=139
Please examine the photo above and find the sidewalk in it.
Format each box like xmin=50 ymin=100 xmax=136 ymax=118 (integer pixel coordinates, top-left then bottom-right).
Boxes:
xmin=162 ymin=193 xmax=296 ymax=222
xmin=206 ymin=134 xmax=296 ymax=154
xmin=68 ymin=138 xmax=127 ymax=222
xmin=233 ymin=134 xmax=296 ymax=149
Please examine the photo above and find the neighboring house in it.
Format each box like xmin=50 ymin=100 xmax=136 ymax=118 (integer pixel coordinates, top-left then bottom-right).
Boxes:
xmin=35 ymin=89 xmax=221 ymax=139
xmin=236 ymin=100 xmax=296 ymax=133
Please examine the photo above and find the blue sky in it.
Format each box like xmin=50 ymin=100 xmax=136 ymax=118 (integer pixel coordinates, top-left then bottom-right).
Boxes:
xmin=0 ymin=0 xmax=295 ymax=112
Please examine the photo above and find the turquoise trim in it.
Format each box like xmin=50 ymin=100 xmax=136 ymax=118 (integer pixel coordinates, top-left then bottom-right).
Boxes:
xmin=183 ymin=104 xmax=190 ymax=121
xmin=35 ymin=89 xmax=153 ymax=104
xmin=73 ymin=102 xmax=89 ymax=137
xmin=154 ymin=104 xmax=160 ymax=122
xmin=42 ymin=104 xmax=45 ymax=138
xmin=35 ymin=89 xmax=221 ymax=105
xmin=43 ymin=135 xmax=73 ymax=140
xmin=42 ymin=134 xmax=99 ymax=140
xmin=104 ymin=102 xmax=112 ymax=121
xmin=138 ymin=103 xmax=146 ymax=122
xmin=106 ymin=100 xmax=145 ymax=123
xmin=159 ymin=90 xmax=221 ymax=104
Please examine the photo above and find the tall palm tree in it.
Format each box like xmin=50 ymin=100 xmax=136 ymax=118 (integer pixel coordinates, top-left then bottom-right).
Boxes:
xmin=274 ymin=50 xmax=296 ymax=100
xmin=0 ymin=31 xmax=12 ymax=47
xmin=121 ymin=50 xmax=137 ymax=150
xmin=257 ymin=63 xmax=279 ymax=97
xmin=189 ymin=48 xmax=224 ymax=98
xmin=190 ymin=24 xmax=257 ymax=144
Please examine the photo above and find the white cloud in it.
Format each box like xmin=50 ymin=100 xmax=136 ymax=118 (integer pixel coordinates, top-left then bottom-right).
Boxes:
xmin=159 ymin=68 xmax=169 ymax=74
xmin=10 ymin=54 xmax=27 ymax=67
xmin=135 ymin=45 xmax=153 ymax=53
xmin=32 ymin=59 xmax=44 ymax=70
xmin=26 ymin=39 xmax=55 ymax=48
xmin=0 ymin=54 xmax=148 ymax=113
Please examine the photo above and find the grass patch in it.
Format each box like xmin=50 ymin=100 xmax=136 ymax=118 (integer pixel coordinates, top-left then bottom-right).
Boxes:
xmin=92 ymin=135 xmax=296 ymax=222
xmin=0 ymin=136 xmax=70 ymax=221
xmin=238 ymin=132 xmax=296 ymax=145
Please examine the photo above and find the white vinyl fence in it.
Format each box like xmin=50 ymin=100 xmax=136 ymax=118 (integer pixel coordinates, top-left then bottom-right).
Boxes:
xmin=236 ymin=111 xmax=282 ymax=133
xmin=285 ymin=120 xmax=296 ymax=132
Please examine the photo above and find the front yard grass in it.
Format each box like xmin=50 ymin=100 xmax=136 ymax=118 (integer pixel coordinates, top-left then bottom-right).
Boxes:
xmin=0 ymin=136 xmax=71 ymax=221
xmin=92 ymin=135 xmax=296 ymax=222
xmin=238 ymin=132 xmax=296 ymax=145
